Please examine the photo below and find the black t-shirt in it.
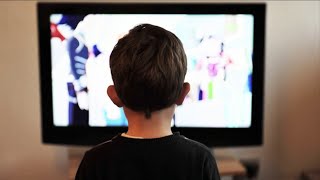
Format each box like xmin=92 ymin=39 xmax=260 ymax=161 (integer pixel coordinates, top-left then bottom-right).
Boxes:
xmin=75 ymin=132 xmax=220 ymax=180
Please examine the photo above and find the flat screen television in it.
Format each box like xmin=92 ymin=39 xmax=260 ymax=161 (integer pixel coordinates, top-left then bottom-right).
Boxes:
xmin=38 ymin=3 xmax=265 ymax=147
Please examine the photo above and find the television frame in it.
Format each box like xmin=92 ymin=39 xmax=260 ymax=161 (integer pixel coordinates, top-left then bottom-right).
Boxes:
xmin=38 ymin=3 xmax=265 ymax=147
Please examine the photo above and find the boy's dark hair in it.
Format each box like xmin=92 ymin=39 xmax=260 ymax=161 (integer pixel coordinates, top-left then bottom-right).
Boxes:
xmin=110 ymin=24 xmax=187 ymax=118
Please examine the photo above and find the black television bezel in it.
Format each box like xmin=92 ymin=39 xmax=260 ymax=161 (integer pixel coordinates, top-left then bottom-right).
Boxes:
xmin=38 ymin=3 xmax=265 ymax=147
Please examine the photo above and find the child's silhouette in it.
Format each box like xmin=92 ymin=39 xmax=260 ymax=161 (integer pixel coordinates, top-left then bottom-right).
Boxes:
xmin=76 ymin=24 xmax=220 ymax=180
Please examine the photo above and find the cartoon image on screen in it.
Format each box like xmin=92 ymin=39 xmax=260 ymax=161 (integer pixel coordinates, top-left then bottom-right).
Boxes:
xmin=50 ymin=14 xmax=253 ymax=127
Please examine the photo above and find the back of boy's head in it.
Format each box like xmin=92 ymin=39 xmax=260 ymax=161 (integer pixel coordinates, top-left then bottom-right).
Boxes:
xmin=110 ymin=24 xmax=187 ymax=118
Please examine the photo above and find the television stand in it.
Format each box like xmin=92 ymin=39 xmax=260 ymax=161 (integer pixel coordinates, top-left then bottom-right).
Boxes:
xmin=214 ymin=149 xmax=248 ymax=179
xmin=216 ymin=158 xmax=247 ymax=177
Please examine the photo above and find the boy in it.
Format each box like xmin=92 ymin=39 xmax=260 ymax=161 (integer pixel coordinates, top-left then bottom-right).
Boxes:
xmin=75 ymin=24 xmax=220 ymax=180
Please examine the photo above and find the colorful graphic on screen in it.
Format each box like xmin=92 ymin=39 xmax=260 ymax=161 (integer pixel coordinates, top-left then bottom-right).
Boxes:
xmin=50 ymin=14 xmax=253 ymax=128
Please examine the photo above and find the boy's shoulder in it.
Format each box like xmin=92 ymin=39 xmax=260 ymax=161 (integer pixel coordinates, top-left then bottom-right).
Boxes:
xmin=178 ymin=134 xmax=216 ymax=161
xmin=86 ymin=132 xmax=213 ymax=159
xmin=179 ymin=135 xmax=214 ymax=153
xmin=85 ymin=133 xmax=121 ymax=155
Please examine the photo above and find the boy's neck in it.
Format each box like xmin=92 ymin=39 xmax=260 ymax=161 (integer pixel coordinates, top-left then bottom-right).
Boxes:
xmin=123 ymin=106 xmax=175 ymax=138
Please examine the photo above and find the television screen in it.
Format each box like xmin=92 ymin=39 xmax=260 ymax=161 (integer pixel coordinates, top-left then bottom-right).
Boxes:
xmin=38 ymin=3 xmax=265 ymax=146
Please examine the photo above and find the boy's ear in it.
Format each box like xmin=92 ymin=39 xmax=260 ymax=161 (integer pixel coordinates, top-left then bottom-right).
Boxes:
xmin=107 ymin=85 xmax=124 ymax=107
xmin=175 ymin=82 xmax=190 ymax=105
